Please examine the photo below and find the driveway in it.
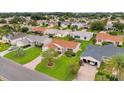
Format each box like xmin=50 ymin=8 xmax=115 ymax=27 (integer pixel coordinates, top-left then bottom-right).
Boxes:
xmin=75 ymin=63 xmax=97 ymax=81
xmin=23 ymin=56 xmax=42 ymax=70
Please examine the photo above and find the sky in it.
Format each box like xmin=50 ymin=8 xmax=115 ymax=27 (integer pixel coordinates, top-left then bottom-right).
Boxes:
xmin=0 ymin=0 xmax=124 ymax=12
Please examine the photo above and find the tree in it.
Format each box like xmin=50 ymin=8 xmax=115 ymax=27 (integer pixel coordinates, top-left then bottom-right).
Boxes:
xmin=65 ymin=50 xmax=76 ymax=57
xmin=58 ymin=21 xmax=61 ymax=27
xmin=67 ymin=23 xmax=71 ymax=29
xmin=0 ymin=25 xmax=12 ymax=37
xmin=103 ymin=54 xmax=124 ymax=80
xmin=69 ymin=63 xmax=79 ymax=74
xmin=113 ymin=22 xmax=124 ymax=31
xmin=89 ymin=21 xmax=105 ymax=31
xmin=31 ymin=14 xmax=41 ymax=20
xmin=28 ymin=20 xmax=38 ymax=26
xmin=9 ymin=17 xmax=25 ymax=24
xmin=10 ymin=23 xmax=21 ymax=32
xmin=42 ymin=49 xmax=59 ymax=67
xmin=21 ymin=27 xmax=29 ymax=33
xmin=0 ymin=19 xmax=7 ymax=24
xmin=16 ymin=47 xmax=25 ymax=57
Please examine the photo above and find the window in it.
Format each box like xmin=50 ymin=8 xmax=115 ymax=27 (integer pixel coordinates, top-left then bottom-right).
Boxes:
xmin=84 ymin=37 xmax=87 ymax=40
xmin=68 ymin=49 xmax=73 ymax=51
xmin=74 ymin=36 xmax=80 ymax=38
xmin=116 ymin=42 xmax=119 ymax=45
xmin=98 ymin=40 xmax=101 ymax=42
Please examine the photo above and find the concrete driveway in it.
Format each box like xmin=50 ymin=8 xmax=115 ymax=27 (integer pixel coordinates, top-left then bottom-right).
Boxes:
xmin=76 ymin=63 xmax=97 ymax=81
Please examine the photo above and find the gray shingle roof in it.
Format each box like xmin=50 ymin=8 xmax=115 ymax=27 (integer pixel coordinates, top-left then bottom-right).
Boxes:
xmin=71 ymin=31 xmax=93 ymax=37
xmin=11 ymin=32 xmax=27 ymax=40
xmin=81 ymin=44 xmax=124 ymax=61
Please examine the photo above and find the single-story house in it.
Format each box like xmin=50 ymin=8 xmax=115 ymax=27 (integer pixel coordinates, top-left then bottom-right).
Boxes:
xmin=2 ymin=33 xmax=52 ymax=47
xmin=80 ymin=44 xmax=124 ymax=68
xmin=43 ymin=39 xmax=80 ymax=53
xmin=71 ymin=31 xmax=93 ymax=41
xmin=2 ymin=32 xmax=27 ymax=45
xmin=71 ymin=22 xmax=88 ymax=29
xmin=31 ymin=27 xmax=48 ymax=33
xmin=16 ymin=38 xmax=30 ymax=47
xmin=105 ymin=21 xmax=113 ymax=30
xmin=44 ymin=29 xmax=70 ymax=37
xmin=96 ymin=31 xmax=123 ymax=46
xmin=25 ymin=35 xmax=52 ymax=46
xmin=61 ymin=21 xmax=70 ymax=28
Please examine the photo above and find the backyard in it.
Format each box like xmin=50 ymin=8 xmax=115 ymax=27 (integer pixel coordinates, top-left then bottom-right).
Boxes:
xmin=4 ymin=47 xmax=41 ymax=64
xmin=0 ymin=43 xmax=10 ymax=52
xmin=35 ymin=38 xmax=94 ymax=80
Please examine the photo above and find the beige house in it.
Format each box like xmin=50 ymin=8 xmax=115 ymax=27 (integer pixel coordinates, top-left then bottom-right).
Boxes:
xmin=96 ymin=32 xmax=123 ymax=46
xmin=43 ymin=39 xmax=80 ymax=53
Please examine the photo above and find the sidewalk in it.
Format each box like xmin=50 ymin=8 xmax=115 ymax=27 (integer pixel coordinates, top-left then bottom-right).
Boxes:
xmin=0 ymin=46 xmax=13 ymax=56
xmin=23 ymin=56 xmax=42 ymax=70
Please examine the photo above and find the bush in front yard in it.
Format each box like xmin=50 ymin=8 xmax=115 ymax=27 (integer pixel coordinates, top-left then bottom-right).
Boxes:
xmin=69 ymin=63 xmax=79 ymax=74
xmin=35 ymin=43 xmax=43 ymax=48
xmin=65 ymin=50 xmax=76 ymax=57
xmin=102 ymin=41 xmax=113 ymax=45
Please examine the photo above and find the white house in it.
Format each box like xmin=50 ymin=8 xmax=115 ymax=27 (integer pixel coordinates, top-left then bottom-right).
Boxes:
xmin=71 ymin=31 xmax=93 ymax=41
xmin=44 ymin=29 xmax=70 ymax=37
xmin=43 ymin=39 xmax=80 ymax=53
xmin=2 ymin=32 xmax=27 ymax=45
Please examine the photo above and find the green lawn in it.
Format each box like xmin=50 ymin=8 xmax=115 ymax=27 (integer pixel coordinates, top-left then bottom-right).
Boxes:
xmin=35 ymin=38 xmax=94 ymax=80
xmin=35 ymin=54 xmax=80 ymax=80
xmin=4 ymin=47 xmax=41 ymax=64
xmin=0 ymin=43 xmax=10 ymax=52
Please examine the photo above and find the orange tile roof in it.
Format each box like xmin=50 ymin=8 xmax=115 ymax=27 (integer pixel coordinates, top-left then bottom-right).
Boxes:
xmin=47 ymin=39 xmax=80 ymax=49
xmin=32 ymin=27 xmax=48 ymax=32
xmin=96 ymin=32 xmax=123 ymax=42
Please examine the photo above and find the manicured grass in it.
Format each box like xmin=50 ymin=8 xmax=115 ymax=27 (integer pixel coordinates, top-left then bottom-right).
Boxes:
xmin=35 ymin=54 xmax=80 ymax=80
xmin=4 ymin=47 xmax=41 ymax=64
xmin=35 ymin=38 xmax=94 ymax=80
xmin=0 ymin=43 xmax=10 ymax=52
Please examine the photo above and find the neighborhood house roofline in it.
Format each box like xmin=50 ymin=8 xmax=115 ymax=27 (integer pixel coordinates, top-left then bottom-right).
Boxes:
xmin=32 ymin=27 xmax=48 ymax=32
xmin=47 ymin=39 xmax=80 ymax=49
xmin=96 ymin=32 xmax=123 ymax=42
xmin=82 ymin=44 xmax=124 ymax=62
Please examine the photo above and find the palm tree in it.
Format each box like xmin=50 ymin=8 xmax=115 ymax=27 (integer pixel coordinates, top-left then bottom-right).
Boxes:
xmin=104 ymin=54 xmax=124 ymax=80
xmin=10 ymin=23 xmax=21 ymax=32
xmin=42 ymin=49 xmax=59 ymax=66
xmin=16 ymin=47 xmax=25 ymax=57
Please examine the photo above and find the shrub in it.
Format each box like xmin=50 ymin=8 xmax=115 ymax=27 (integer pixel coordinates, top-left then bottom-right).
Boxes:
xmin=109 ymin=31 xmax=118 ymax=35
xmin=35 ymin=43 xmax=43 ymax=48
xmin=102 ymin=41 xmax=113 ymax=45
xmin=69 ymin=64 xmax=79 ymax=74
xmin=65 ymin=50 xmax=76 ymax=57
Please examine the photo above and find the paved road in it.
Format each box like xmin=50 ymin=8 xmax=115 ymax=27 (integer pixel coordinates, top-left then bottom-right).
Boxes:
xmin=23 ymin=56 xmax=42 ymax=70
xmin=75 ymin=63 xmax=96 ymax=81
xmin=0 ymin=57 xmax=55 ymax=81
